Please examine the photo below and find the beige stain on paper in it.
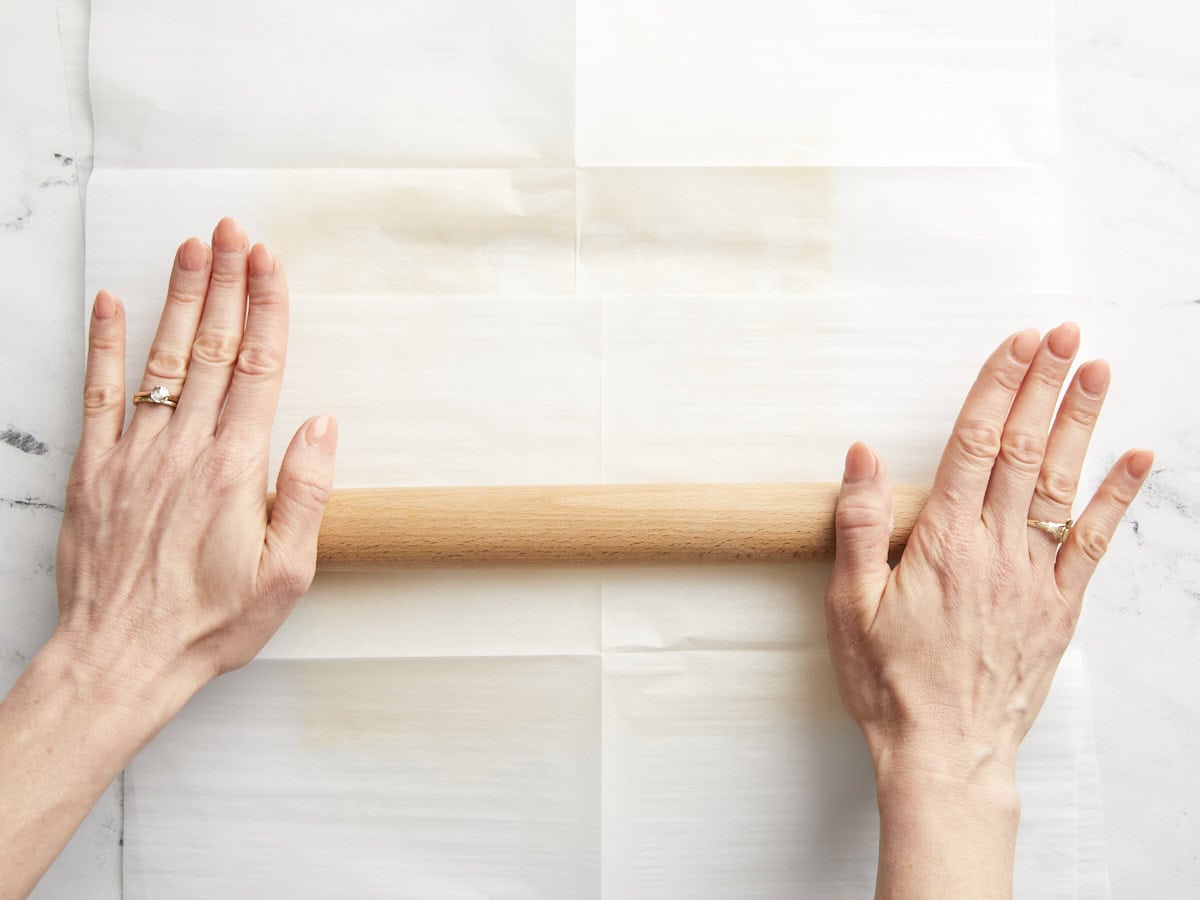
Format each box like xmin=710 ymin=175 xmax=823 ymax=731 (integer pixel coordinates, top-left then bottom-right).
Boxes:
xmin=265 ymin=166 xmax=834 ymax=297
xmin=266 ymin=168 xmax=576 ymax=295
xmin=578 ymin=167 xmax=835 ymax=294
xmin=298 ymin=655 xmax=601 ymax=753
xmin=299 ymin=650 xmax=843 ymax=754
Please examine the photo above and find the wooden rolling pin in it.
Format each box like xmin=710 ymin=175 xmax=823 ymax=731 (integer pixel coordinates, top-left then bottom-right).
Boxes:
xmin=299 ymin=483 xmax=930 ymax=568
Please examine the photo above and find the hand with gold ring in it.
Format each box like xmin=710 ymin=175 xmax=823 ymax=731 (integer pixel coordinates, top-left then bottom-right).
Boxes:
xmin=824 ymin=324 xmax=1152 ymax=898
xmin=0 ymin=218 xmax=337 ymax=895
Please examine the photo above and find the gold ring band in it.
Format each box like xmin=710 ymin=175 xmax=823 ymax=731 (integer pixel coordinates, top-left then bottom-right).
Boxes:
xmin=1027 ymin=517 xmax=1073 ymax=544
xmin=132 ymin=385 xmax=179 ymax=409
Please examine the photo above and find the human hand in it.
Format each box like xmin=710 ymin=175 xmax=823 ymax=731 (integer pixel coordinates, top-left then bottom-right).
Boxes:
xmin=53 ymin=217 xmax=337 ymax=719
xmin=0 ymin=218 xmax=336 ymax=896
xmin=824 ymin=324 xmax=1151 ymax=896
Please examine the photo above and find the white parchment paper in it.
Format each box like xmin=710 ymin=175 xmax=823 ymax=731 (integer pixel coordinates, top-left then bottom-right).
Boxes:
xmin=87 ymin=0 xmax=1107 ymax=894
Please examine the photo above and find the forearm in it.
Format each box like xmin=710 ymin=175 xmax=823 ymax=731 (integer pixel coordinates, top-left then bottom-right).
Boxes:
xmin=872 ymin=746 xmax=1021 ymax=900
xmin=0 ymin=631 xmax=196 ymax=899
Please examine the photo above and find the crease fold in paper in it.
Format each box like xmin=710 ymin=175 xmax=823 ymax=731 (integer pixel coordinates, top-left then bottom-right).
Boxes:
xmin=85 ymin=0 xmax=1106 ymax=894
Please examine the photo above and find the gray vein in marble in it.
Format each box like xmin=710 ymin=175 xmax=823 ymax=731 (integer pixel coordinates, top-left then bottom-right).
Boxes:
xmin=1120 ymin=140 xmax=1200 ymax=198
xmin=0 ymin=428 xmax=49 ymax=455
xmin=0 ymin=646 xmax=30 ymax=666
xmin=2 ymin=195 xmax=32 ymax=230
xmin=1141 ymin=465 xmax=1198 ymax=525
xmin=39 ymin=152 xmax=78 ymax=188
xmin=1 ymin=497 xmax=63 ymax=512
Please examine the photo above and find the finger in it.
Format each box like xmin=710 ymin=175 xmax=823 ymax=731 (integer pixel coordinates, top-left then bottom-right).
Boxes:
xmin=827 ymin=442 xmax=894 ymax=628
xmin=926 ymin=328 xmax=1041 ymax=517
xmin=1026 ymin=359 xmax=1110 ymax=564
xmin=217 ymin=244 xmax=288 ymax=448
xmin=174 ymin=217 xmax=249 ymax=434
xmin=1054 ymin=449 xmax=1153 ymax=606
xmin=78 ymin=291 xmax=126 ymax=459
xmin=127 ymin=237 xmax=212 ymax=440
xmin=261 ymin=416 xmax=338 ymax=602
xmin=983 ymin=322 xmax=1080 ymax=533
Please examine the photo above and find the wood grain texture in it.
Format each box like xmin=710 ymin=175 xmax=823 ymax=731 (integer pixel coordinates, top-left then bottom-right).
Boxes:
xmin=292 ymin=483 xmax=931 ymax=568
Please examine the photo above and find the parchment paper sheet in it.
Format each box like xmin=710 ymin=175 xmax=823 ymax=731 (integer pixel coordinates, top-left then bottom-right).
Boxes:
xmin=88 ymin=0 xmax=1107 ymax=894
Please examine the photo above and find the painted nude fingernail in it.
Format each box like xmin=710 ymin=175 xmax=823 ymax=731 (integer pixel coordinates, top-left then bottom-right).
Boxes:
xmin=1012 ymin=328 xmax=1040 ymax=363
xmin=248 ymin=243 xmax=276 ymax=278
xmin=843 ymin=442 xmax=877 ymax=483
xmin=1078 ymin=360 xmax=1110 ymax=398
xmin=178 ymin=237 xmax=208 ymax=272
xmin=1047 ymin=321 xmax=1080 ymax=359
xmin=212 ymin=217 xmax=243 ymax=253
xmin=1126 ymin=449 xmax=1153 ymax=480
xmin=94 ymin=290 xmax=117 ymax=319
xmin=306 ymin=415 xmax=338 ymax=453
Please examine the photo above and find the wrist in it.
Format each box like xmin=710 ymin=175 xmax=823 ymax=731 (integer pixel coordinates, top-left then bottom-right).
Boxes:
xmin=870 ymin=742 xmax=1021 ymax=900
xmin=41 ymin=625 xmax=204 ymax=740
xmin=870 ymin=735 xmax=1019 ymax=805
xmin=874 ymin=750 xmax=1021 ymax=827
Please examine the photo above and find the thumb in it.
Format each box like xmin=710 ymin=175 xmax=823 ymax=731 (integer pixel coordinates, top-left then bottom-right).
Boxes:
xmin=262 ymin=415 xmax=338 ymax=598
xmin=827 ymin=442 xmax=894 ymax=620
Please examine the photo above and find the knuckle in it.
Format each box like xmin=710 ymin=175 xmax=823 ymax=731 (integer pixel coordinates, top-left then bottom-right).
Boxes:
xmin=149 ymin=449 xmax=190 ymax=485
xmin=145 ymin=348 xmax=189 ymax=382
xmin=165 ymin=283 xmax=205 ymax=306
xmin=234 ymin=340 xmax=280 ymax=379
xmin=908 ymin=520 xmax=955 ymax=565
xmin=290 ymin=473 xmax=332 ymax=511
xmin=999 ymin=429 xmax=1047 ymax=470
xmin=1029 ymin=365 xmax=1065 ymax=392
xmin=954 ymin=419 xmax=1004 ymax=465
xmin=1062 ymin=402 xmax=1098 ymax=430
xmin=987 ymin=357 xmax=1026 ymax=393
xmin=1034 ymin=466 xmax=1077 ymax=507
xmin=191 ymin=329 xmax=240 ymax=366
xmin=835 ymin=496 xmax=888 ymax=532
xmin=1076 ymin=525 xmax=1109 ymax=563
xmin=89 ymin=331 xmax=122 ymax=354
xmin=82 ymin=381 xmax=122 ymax=415
xmin=208 ymin=263 xmax=246 ymax=291
xmin=1104 ymin=480 xmax=1139 ymax=508
xmin=249 ymin=284 xmax=286 ymax=309
xmin=202 ymin=443 xmax=251 ymax=482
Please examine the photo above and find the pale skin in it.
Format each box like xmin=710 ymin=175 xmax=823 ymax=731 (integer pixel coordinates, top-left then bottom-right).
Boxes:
xmin=0 ymin=220 xmax=1149 ymax=897
xmin=0 ymin=218 xmax=338 ymax=898
xmin=826 ymin=324 xmax=1153 ymax=897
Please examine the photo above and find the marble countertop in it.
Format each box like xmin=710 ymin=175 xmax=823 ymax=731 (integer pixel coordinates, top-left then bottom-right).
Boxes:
xmin=1 ymin=0 xmax=1197 ymax=895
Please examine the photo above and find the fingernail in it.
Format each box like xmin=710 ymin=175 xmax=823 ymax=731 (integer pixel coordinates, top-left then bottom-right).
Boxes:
xmin=213 ymin=217 xmax=243 ymax=252
xmin=248 ymin=243 xmax=275 ymax=278
xmin=843 ymin=442 xmax=877 ymax=484
xmin=1126 ymin=449 xmax=1153 ymax=479
xmin=1047 ymin=321 xmax=1080 ymax=359
xmin=94 ymin=290 xmax=117 ymax=319
xmin=1078 ymin=359 xmax=1110 ymax=398
xmin=178 ymin=237 xmax=208 ymax=272
xmin=306 ymin=415 xmax=338 ymax=453
xmin=1012 ymin=327 xmax=1040 ymax=363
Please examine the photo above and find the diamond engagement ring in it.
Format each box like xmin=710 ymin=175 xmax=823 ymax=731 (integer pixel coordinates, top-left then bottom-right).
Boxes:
xmin=1027 ymin=517 xmax=1073 ymax=544
xmin=132 ymin=384 xmax=179 ymax=409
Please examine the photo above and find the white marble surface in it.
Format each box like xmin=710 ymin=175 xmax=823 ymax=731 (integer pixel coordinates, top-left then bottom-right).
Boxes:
xmin=0 ymin=0 xmax=1196 ymax=896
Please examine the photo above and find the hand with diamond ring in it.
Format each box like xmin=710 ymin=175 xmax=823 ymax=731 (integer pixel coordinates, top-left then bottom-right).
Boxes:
xmin=825 ymin=324 xmax=1152 ymax=899
xmin=0 ymin=218 xmax=336 ymax=898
